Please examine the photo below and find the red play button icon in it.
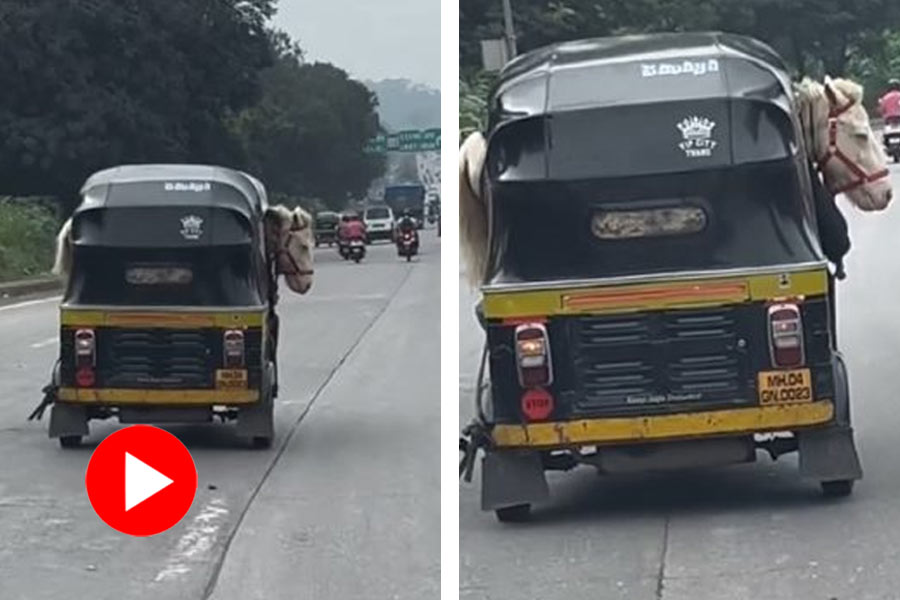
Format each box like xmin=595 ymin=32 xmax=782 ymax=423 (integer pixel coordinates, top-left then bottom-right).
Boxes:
xmin=85 ymin=425 xmax=197 ymax=536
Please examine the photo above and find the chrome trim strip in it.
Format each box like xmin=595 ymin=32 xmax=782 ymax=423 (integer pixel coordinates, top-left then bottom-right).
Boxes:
xmin=481 ymin=261 xmax=829 ymax=293
xmin=59 ymin=304 xmax=267 ymax=312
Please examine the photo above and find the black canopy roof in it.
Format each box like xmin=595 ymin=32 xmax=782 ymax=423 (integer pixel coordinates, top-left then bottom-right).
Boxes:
xmin=487 ymin=32 xmax=805 ymax=181
xmin=72 ymin=165 xmax=269 ymax=248
xmin=493 ymin=32 xmax=792 ymax=122
xmin=78 ymin=164 xmax=268 ymax=218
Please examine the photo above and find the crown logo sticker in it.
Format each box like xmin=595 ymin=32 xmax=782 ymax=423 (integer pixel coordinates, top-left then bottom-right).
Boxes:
xmin=677 ymin=115 xmax=717 ymax=158
xmin=179 ymin=215 xmax=204 ymax=240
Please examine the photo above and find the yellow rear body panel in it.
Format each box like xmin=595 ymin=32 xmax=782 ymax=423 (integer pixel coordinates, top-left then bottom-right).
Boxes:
xmin=491 ymin=401 xmax=834 ymax=448
xmin=58 ymin=388 xmax=259 ymax=405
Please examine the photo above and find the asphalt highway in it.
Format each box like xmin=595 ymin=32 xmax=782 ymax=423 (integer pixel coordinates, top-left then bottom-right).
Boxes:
xmin=0 ymin=232 xmax=439 ymax=600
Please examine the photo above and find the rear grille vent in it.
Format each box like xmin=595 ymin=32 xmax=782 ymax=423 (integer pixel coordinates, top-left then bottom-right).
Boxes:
xmin=100 ymin=330 xmax=215 ymax=388
xmin=572 ymin=308 xmax=748 ymax=413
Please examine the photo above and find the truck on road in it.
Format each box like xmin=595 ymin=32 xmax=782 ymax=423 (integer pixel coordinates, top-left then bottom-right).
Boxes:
xmin=383 ymin=184 xmax=425 ymax=229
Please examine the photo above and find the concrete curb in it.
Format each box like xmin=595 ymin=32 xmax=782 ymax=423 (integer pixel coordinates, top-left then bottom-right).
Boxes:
xmin=0 ymin=276 xmax=62 ymax=299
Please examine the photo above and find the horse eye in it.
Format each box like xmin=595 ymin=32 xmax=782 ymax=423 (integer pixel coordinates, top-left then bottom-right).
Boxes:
xmin=854 ymin=129 xmax=869 ymax=139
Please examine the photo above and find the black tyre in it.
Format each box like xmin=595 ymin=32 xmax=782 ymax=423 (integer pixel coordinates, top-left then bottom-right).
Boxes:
xmin=59 ymin=435 xmax=82 ymax=449
xmin=406 ymin=254 xmax=411 ymax=262
xmin=251 ymin=436 xmax=273 ymax=449
xmin=821 ymin=480 xmax=854 ymax=498
xmin=495 ymin=504 xmax=531 ymax=523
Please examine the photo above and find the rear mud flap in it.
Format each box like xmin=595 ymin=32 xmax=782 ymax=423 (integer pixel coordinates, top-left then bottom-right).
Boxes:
xmin=48 ymin=403 xmax=89 ymax=439
xmin=798 ymin=426 xmax=863 ymax=482
xmin=236 ymin=362 xmax=275 ymax=440
xmin=481 ymin=450 xmax=549 ymax=511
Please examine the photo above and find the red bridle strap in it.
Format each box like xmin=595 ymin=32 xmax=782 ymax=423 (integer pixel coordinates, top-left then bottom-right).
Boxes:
xmin=816 ymin=99 xmax=890 ymax=195
xmin=274 ymin=222 xmax=314 ymax=277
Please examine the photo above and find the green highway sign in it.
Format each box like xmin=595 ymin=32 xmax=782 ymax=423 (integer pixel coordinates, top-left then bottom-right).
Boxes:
xmin=365 ymin=128 xmax=440 ymax=154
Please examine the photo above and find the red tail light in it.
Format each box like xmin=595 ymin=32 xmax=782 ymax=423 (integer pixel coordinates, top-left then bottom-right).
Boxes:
xmin=75 ymin=368 xmax=96 ymax=387
xmin=768 ymin=304 xmax=804 ymax=367
xmin=515 ymin=323 xmax=552 ymax=388
xmin=521 ymin=387 xmax=554 ymax=421
xmin=74 ymin=329 xmax=96 ymax=387
xmin=224 ymin=330 xmax=245 ymax=368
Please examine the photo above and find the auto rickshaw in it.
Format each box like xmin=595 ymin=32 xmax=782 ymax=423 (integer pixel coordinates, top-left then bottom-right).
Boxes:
xmin=34 ymin=165 xmax=281 ymax=448
xmin=460 ymin=33 xmax=867 ymax=521
xmin=314 ymin=211 xmax=340 ymax=247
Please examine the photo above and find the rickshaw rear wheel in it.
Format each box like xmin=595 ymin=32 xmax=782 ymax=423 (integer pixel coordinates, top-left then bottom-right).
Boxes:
xmin=59 ymin=435 xmax=82 ymax=449
xmin=821 ymin=480 xmax=854 ymax=497
xmin=251 ymin=436 xmax=272 ymax=449
xmin=495 ymin=504 xmax=531 ymax=523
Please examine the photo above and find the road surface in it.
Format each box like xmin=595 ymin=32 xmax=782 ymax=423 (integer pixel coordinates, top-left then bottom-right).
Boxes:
xmin=459 ymin=167 xmax=900 ymax=600
xmin=0 ymin=233 xmax=440 ymax=600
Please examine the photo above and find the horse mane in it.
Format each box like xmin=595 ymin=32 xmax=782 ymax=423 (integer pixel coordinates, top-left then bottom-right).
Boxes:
xmin=796 ymin=76 xmax=863 ymax=106
xmin=459 ymin=131 xmax=489 ymax=287
xmin=51 ymin=217 xmax=72 ymax=279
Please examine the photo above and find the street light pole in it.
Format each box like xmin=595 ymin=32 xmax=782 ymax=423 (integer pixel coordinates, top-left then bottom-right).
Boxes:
xmin=501 ymin=0 xmax=517 ymax=58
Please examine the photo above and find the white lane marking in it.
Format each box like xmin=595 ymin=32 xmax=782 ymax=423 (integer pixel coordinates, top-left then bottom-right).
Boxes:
xmin=0 ymin=296 xmax=61 ymax=312
xmin=30 ymin=337 xmax=57 ymax=349
xmin=154 ymin=498 xmax=229 ymax=583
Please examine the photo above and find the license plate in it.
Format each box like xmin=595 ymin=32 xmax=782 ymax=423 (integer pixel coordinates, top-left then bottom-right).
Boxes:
xmin=216 ymin=369 xmax=247 ymax=390
xmin=757 ymin=369 xmax=812 ymax=405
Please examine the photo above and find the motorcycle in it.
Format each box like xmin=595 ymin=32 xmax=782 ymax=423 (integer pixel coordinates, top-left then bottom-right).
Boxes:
xmin=396 ymin=229 xmax=419 ymax=262
xmin=338 ymin=238 xmax=366 ymax=263
xmin=348 ymin=239 xmax=366 ymax=263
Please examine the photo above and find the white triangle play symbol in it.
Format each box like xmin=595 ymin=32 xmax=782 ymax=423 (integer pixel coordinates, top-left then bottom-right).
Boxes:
xmin=125 ymin=452 xmax=174 ymax=511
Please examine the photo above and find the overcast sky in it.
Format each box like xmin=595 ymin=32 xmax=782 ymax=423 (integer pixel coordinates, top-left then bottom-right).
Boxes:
xmin=272 ymin=0 xmax=440 ymax=89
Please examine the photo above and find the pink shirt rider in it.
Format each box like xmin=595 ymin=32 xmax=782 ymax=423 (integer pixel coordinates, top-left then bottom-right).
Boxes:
xmin=879 ymin=90 xmax=900 ymax=120
xmin=339 ymin=220 xmax=366 ymax=240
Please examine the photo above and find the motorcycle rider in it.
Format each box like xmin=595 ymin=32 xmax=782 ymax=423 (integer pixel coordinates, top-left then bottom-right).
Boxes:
xmin=879 ymin=79 xmax=900 ymax=124
xmin=395 ymin=209 xmax=420 ymax=255
xmin=397 ymin=209 xmax=417 ymax=233
xmin=337 ymin=212 xmax=367 ymax=258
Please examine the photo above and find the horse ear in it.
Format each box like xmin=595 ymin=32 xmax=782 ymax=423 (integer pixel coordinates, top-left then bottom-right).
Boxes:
xmin=293 ymin=207 xmax=312 ymax=230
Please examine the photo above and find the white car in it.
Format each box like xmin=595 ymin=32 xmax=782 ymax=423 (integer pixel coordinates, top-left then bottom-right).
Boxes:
xmin=363 ymin=206 xmax=395 ymax=242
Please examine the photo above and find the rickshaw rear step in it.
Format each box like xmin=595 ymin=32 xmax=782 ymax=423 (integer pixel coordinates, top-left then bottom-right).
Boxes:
xmin=579 ymin=437 xmax=756 ymax=473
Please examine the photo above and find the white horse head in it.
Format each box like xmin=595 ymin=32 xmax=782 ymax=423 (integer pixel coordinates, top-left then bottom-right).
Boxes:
xmin=796 ymin=76 xmax=893 ymax=211
xmin=265 ymin=205 xmax=314 ymax=294
xmin=459 ymin=131 xmax=489 ymax=287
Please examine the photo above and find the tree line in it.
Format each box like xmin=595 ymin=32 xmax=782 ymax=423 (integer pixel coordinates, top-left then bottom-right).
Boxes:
xmin=461 ymin=0 xmax=900 ymax=132
xmin=0 ymin=0 xmax=384 ymax=213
